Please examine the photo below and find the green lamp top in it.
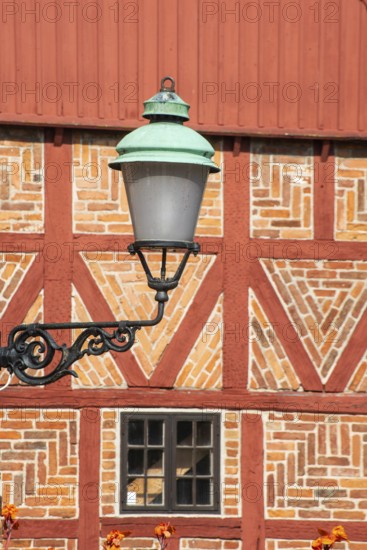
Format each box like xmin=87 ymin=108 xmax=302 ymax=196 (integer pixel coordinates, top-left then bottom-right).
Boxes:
xmin=142 ymin=76 xmax=190 ymax=121
xmin=109 ymin=77 xmax=220 ymax=174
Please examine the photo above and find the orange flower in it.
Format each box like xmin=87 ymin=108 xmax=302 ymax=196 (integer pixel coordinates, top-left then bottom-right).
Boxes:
xmin=2 ymin=504 xmax=19 ymax=550
xmin=154 ymin=522 xmax=176 ymax=539
xmin=1 ymin=505 xmax=18 ymax=522
xmin=332 ymin=525 xmax=349 ymax=542
xmin=311 ymin=538 xmax=323 ymax=550
xmin=311 ymin=526 xmax=349 ymax=549
xmin=155 ymin=523 xmax=176 ymax=549
xmin=103 ymin=529 xmax=131 ymax=549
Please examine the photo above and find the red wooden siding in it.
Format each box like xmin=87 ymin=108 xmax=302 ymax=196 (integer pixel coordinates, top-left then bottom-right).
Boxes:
xmin=0 ymin=0 xmax=366 ymax=138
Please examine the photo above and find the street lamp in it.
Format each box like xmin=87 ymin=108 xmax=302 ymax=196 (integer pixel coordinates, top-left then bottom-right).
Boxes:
xmin=0 ymin=77 xmax=220 ymax=387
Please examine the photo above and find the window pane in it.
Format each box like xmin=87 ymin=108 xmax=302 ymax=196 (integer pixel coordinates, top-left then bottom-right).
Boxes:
xmin=128 ymin=420 xmax=144 ymax=445
xmin=196 ymin=479 xmax=212 ymax=505
xmin=176 ymin=449 xmax=193 ymax=476
xmin=126 ymin=477 xmax=145 ymax=506
xmin=196 ymin=450 xmax=211 ymax=475
xmin=177 ymin=421 xmax=193 ymax=446
xmin=147 ymin=478 xmax=164 ymax=505
xmin=128 ymin=449 xmax=144 ymax=475
xmin=197 ymin=421 xmax=212 ymax=446
xmin=148 ymin=420 xmax=163 ymax=445
xmin=147 ymin=449 xmax=163 ymax=475
xmin=122 ymin=414 xmax=219 ymax=512
xmin=177 ymin=478 xmax=193 ymax=505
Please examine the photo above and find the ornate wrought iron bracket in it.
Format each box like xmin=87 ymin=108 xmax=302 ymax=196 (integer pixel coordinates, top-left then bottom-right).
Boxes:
xmin=0 ymin=243 xmax=198 ymax=387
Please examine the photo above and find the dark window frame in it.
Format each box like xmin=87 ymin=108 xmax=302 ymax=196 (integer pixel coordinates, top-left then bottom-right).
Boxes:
xmin=120 ymin=413 xmax=220 ymax=513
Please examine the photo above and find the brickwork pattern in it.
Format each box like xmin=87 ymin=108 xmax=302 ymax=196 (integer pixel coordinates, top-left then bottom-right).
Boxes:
xmin=0 ymin=253 xmax=36 ymax=317
xmin=100 ymin=410 xmax=241 ymax=517
xmin=73 ymin=132 xmax=223 ymax=236
xmin=261 ymin=259 xmax=367 ymax=383
xmin=181 ymin=539 xmax=242 ymax=549
xmin=250 ymin=140 xmax=313 ymax=239
xmin=0 ymin=409 xmax=79 ymax=518
xmin=105 ymin=538 xmax=241 ymax=549
xmin=174 ymin=294 xmax=223 ymax=389
xmin=266 ymin=413 xmax=367 ymax=521
xmin=0 ymin=127 xmax=44 ymax=232
xmin=108 ymin=539 xmax=157 ymax=550
xmin=71 ymin=287 xmax=127 ymax=388
xmin=82 ymin=252 xmax=215 ymax=378
xmin=198 ymin=138 xmax=223 ymax=237
xmin=222 ymin=412 xmax=241 ymax=517
xmin=100 ymin=409 xmax=120 ymax=516
xmin=72 ymin=130 xmax=130 ymax=234
xmin=335 ymin=143 xmax=367 ymax=241
xmin=347 ymin=350 xmax=367 ymax=392
xmin=248 ymin=289 xmax=302 ymax=392
xmin=8 ymin=540 xmax=77 ymax=550
xmin=266 ymin=541 xmax=349 ymax=550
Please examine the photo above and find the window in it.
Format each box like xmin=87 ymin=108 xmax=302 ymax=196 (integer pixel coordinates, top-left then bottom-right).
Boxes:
xmin=120 ymin=414 xmax=220 ymax=512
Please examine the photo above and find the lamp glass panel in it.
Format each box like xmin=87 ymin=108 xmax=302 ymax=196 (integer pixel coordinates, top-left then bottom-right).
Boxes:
xmin=122 ymin=162 xmax=209 ymax=243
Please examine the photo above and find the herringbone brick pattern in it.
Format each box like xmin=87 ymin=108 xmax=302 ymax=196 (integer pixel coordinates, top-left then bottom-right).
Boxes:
xmin=250 ymin=140 xmax=313 ymax=239
xmin=248 ymin=289 xmax=302 ymax=391
xmin=0 ymin=127 xmax=44 ymax=232
xmin=0 ymin=409 xmax=79 ymax=518
xmin=335 ymin=143 xmax=367 ymax=240
xmin=73 ymin=132 xmax=223 ymax=236
xmin=71 ymin=288 xmax=127 ymax=388
xmin=261 ymin=259 xmax=367 ymax=383
xmin=266 ymin=413 xmax=367 ymax=520
xmin=174 ymin=294 xmax=223 ymax=389
xmin=82 ymin=253 xmax=215 ymax=378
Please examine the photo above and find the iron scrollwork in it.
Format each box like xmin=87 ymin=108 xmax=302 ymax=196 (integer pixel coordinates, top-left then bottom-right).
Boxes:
xmin=0 ymin=244 xmax=198 ymax=386
xmin=0 ymin=323 xmax=141 ymax=386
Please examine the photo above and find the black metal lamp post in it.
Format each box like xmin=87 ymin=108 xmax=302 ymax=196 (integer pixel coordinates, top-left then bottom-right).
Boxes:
xmin=0 ymin=77 xmax=220 ymax=386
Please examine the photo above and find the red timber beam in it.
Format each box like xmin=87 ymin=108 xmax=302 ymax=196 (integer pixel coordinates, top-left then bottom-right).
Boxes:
xmin=72 ymin=234 xmax=224 ymax=254
xmin=101 ymin=517 xmax=241 ymax=539
xmin=69 ymin=233 xmax=367 ymax=262
xmin=2 ymin=388 xmax=364 ymax=415
xmin=241 ymin=413 xmax=265 ymax=550
xmin=246 ymin=238 xmax=367 ymax=261
xmin=10 ymin=518 xmax=367 ymax=542
xmin=43 ymin=128 xmax=73 ymax=389
xmin=79 ymin=407 xmax=101 ymax=549
xmin=222 ymin=138 xmax=250 ymax=388
xmin=313 ymin=140 xmax=335 ymax=241
xmin=265 ymin=520 xmax=367 ymax=541
xmin=10 ymin=520 xmax=78 ymax=539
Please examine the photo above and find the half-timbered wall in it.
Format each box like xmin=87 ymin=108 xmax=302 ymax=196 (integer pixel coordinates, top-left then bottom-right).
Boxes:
xmin=1 ymin=126 xmax=367 ymax=549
